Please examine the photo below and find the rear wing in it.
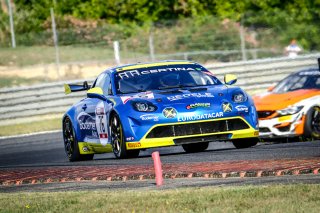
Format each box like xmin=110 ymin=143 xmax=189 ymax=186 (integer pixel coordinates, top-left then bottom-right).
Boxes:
xmin=64 ymin=81 xmax=90 ymax=95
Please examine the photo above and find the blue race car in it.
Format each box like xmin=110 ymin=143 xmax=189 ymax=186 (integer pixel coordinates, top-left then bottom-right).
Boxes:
xmin=63 ymin=61 xmax=259 ymax=161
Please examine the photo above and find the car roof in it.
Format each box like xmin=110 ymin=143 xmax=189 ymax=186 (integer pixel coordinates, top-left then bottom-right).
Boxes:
xmin=293 ymin=67 xmax=320 ymax=76
xmin=103 ymin=60 xmax=199 ymax=74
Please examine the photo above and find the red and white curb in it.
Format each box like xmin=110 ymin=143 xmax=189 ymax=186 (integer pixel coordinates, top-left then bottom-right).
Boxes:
xmin=0 ymin=158 xmax=319 ymax=186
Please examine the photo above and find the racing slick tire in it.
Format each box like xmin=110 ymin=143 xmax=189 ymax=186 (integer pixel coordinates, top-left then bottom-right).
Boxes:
xmin=232 ymin=138 xmax=259 ymax=149
xmin=303 ymin=106 xmax=320 ymax=139
xmin=182 ymin=142 xmax=209 ymax=153
xmin=63 ymin=117 xmax=94 ymax=162
xmin=110 ymin=114 xmax=140 ymax=159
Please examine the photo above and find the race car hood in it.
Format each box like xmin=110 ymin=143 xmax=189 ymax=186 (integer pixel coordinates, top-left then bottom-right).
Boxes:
xmin=253 ymin=89 xmax=320 ymax=111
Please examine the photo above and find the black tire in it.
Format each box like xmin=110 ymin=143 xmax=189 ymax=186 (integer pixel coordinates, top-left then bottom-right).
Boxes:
xmin=63 ymin=117 xmax=94 ymax=162
xmin=110 ymin=114 xmax=140 ymax=159
xmin=232 ymin=138 xmax=259 ymax=149
xmin=182 ymin=142 xmax=209 ymax=153
xmin=304 ymin=106 xmax=320 ymax=140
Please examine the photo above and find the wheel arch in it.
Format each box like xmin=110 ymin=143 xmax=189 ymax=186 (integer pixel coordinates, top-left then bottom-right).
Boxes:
xmin=62 ymin=108 xmax=82 ymax=143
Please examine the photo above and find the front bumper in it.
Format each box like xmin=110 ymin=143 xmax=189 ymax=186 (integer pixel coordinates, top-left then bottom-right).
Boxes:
xmin=126 ymin=116 xmax=259 ymax=150
xmin=258 ymin=113 xmax=305 ymax=138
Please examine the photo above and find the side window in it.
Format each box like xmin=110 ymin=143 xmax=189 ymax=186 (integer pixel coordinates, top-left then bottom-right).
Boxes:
xmin=94 ymin=73 xmax=105 ymax=88
xmin=104 ymin=74 xmax=112 ymax=96
xmin=94 ymin=73 xmax=112 ymax=96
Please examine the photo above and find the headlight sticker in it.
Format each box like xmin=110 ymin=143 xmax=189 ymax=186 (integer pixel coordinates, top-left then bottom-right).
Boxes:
xmin=222 ymin=102 xmax=232 ymax=113
xmin=163 ymin=107 xmax=177 ymax=118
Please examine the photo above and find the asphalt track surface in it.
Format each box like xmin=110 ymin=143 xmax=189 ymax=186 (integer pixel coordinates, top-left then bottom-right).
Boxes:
xmin=0 ymin=132 xmax=319 ymax=191
xmin=0 ymin=132 xmax=319 ymax=168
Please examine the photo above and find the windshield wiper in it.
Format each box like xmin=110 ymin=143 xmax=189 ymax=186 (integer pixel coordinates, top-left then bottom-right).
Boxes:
xmin=158 ymin=84 xmax=195 ymax=90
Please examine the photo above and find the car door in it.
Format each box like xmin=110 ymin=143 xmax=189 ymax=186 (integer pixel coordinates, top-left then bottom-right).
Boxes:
xmin=92 ymin=72 xmax=114 ymax=146
xmin=76 ymin=73 xmax=107 ymax=144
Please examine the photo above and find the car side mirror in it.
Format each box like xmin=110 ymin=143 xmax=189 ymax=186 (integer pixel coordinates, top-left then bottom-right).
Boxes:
xmin=267 ymin=85 xmax=275 ymax=92
xmin=87 ymin=87 xmax=107 ymax=101
xmin=224 ymin=74 xmax=237 ymax=85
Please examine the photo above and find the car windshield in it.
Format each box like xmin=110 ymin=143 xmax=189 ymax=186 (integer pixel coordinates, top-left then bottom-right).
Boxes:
xmin=114 ymin=64 xmax=222 ymax=94
xmin=273 ymin=69 xmax=320 ymax=93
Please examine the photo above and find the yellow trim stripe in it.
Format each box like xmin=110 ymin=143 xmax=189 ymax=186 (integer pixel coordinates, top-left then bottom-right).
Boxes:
xmin=78 ymin=142 xmax=113 ymax=154
xmin=126 ymin=128 xmax=259 ymax=150
xmin=116 ymin=62 xmax=194 ymax=72
xmin=87 ymin=87 xmax=103 ymax=95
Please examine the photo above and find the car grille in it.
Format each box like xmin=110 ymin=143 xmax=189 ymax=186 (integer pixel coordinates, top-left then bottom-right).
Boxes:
xmin=257 ymin=111 xmax=275 ymax=119
xmin=259 ymin=127 xmax=270 ymax=133
xmin=146 ymin=118 xmax=249 ymax=138
xmin=174 ymin=134 xmax=230 ymax=145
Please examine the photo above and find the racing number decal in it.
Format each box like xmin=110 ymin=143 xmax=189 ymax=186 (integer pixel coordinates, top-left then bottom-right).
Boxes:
xmin=95 ymin=102 xmax=109 ymax=145
xmin=98 ymin=115 xmax=105 ymax=133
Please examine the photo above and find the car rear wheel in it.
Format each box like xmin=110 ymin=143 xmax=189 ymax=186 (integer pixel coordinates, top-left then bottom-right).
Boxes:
xmin=110 ymin=114 xmax=140 ymax=159
xmin=232 ymin=138 xmax=259 ymax=149
xmin=182 ymin=142 xmax=209 ymax=153
xmin=63 ymin=117 xmax=94 ymax=161
xmin=304 ymin=106 xmax=320 ymax=139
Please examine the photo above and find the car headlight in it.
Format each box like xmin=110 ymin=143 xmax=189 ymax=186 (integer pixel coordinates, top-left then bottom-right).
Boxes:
xmin=277 ymin=106 xmax=303 ymax=116
xmin=232 ymin=92 xmax=247 ymax=103
xmin=132 ymin=101 xmax=157 ymax=112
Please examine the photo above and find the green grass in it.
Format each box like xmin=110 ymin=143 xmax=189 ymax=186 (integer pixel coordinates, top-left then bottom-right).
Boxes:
xmin=0 ymin=45 xmax=148 ymax=67
xmin=0 ymin=184 xmax=319 ymax=212
xmin=0 ymin=76 xmax=48 ymax=88
xmin=0 ymin=118 xmax=61 ymax=136
xmin=0 ymin=46 xmax=113 ymax=67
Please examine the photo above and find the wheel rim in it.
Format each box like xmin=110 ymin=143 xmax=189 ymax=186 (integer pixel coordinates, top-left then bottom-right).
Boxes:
xmin=110 ymin=116 xmax=123 ymax=155
xmin=311 ymin=107 xmax=320 ymax=134
xmin=63 ymin=118 xmax=74 ymax=159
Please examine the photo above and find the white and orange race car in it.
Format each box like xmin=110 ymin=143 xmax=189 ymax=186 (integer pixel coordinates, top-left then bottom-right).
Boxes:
xmin=253 ymin=66 xmax=320 ymax=140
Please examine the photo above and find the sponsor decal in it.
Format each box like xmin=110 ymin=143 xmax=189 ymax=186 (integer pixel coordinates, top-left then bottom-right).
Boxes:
xmin=127 ymin=142 xmax=142 ymax=148
xmin=178 ymin=112 xmax=223 ymax=122
xmin=203 ymin=71 xmax=215 ymax=76
xmin=99 ymin=133 xmax=108 ymax=139
xmin=140 ymin=114 xmax=159 ymax=121
xmin=118 ymin=67 xmax=195 ymax=79
xmin=96 ymin=107 xmax=105 ymax=115
xmin=82 ymin=146 xmax=90 ymax=152
xmin=120 ymin=92 xmax=154 ymax=104
xmin=299 ymin=71 xmax=320 ymax=76
xmin=80 ymin=122 xmax=96 ymax=130
xmin=126 ymin=137 xmax=135 ymax=141
xmin=222 ymin=102 xmax=232 ymax=113
xmin=167 ymin=92 xmax=214 ymax=101
xmin=163 ymin=107 xmax=177 ymax=118
xmin=235 ymin=105 xmax=249 ymax=112
xmin=186 ymin=103 xmax=211 ymax=110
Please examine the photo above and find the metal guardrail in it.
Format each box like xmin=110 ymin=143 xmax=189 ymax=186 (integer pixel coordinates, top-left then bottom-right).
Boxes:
xmin=0 ymin=53 xmax=319 ymax=123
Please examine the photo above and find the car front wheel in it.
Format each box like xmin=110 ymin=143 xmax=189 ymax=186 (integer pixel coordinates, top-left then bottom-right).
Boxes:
xmin=232 ymin=138 xmax=259 ymax=149
xmin=110 ymin=114 xmax=140 ymax=159
xmin=182 ymin=142 xmax=209 ymax=153
xmin=304 ymin=106 xmax=320 ymax=139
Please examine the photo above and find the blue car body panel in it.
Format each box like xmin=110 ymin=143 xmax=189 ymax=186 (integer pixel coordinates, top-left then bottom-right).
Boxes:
xmin=63 ymin=61 xmax=259 ymax=154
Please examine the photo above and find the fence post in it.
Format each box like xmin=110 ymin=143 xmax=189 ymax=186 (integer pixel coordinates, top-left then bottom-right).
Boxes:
xmin=7 ymin=0 xmax=16 ymax=48
xmin=239 ymin=16 xmax=247 ymax=61
xmin=114 ymin=41 xmax=121 ymax=65
xmin=50 ymin=8 xmax=60 ymax=79
xmin=149 ymin=33 xmax=155 ymax=62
